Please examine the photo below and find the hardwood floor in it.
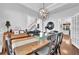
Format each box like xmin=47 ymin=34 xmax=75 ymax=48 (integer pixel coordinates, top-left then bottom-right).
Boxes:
xmin=60 ymin=35 xmax=79 ymax=55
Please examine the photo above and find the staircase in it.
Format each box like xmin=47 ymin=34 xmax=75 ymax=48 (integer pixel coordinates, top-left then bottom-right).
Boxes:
xmin=28 ymin=19 xmax=37 ymax=31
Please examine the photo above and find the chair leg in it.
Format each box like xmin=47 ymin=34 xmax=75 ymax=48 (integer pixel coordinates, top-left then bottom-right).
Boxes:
xmin=50 ymin=49 xmax=58 ymax=55
xmin=55 ymin=50 xmax=58 ymax=55
xmin=34 ymin=52 xmax=39 ymax=55
xmin=58 ymin=46 xmax=61 ymax=55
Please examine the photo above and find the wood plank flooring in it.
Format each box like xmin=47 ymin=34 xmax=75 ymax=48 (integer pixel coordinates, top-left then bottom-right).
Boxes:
xmin=60 ymin=35 xmax=79 ymax=55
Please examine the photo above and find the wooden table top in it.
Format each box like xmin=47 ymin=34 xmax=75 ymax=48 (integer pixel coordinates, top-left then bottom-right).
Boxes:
xmin=3 ymin=32 xmax=49 ymax=55
xmin=14 ymin=39 xmax=49 ymax=55
xmin=11 ymin=33 xmax=31 ymax=40
xmin=12 ymin=37 xmax=33 ymax=43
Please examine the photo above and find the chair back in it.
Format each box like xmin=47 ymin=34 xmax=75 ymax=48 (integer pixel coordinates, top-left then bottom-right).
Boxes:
xmin=47 ymin=31 xmax=63 ymax=55
xmin=58 ymin=32 xmax=63 ymax=44
xmin=47 ymin=31 xmax=59 ymax=54
xmin=5 ymin=35 xmax=15 ymax=55
xmin=48 ymin=31 xmax=59 ymax=45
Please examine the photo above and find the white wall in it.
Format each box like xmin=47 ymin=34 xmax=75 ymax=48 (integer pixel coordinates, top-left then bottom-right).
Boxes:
xmin=0 ymin=4 xmax=38 ymax=32
xmin=40 ymin=16 xmax=72 ymax=33
xmin=43 ymin=17 xmax=62 ymax=32
xmin=71 ymin=14 xmax=79 ymax=49
xmin=0 ymin=3 xmax=38 ymax=53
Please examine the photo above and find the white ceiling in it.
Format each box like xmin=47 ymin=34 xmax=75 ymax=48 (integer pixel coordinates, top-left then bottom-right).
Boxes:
xmin=20 ymin=3 xmax=79 ymax=17
xmin=21 ymin=3 xmax=53 ymax=12
xmin=0 ymin=3 xmax=79 ymax=19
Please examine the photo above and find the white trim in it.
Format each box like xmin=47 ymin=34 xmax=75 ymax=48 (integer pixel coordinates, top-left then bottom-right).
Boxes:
xmin=72 ymin=41 xmax=79 ymax=49
xmin=47 ymin=3 xmax=68 ymax=12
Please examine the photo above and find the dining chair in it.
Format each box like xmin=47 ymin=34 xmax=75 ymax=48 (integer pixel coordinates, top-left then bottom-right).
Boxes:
xmin=5 ymin=35 xmax=15 ymax=55
xmin=57 ymin=32 xmax=63 ymax=55
xmin=48 ymin=31 xmax=59 ymax=55
xmin=34 ymin=31 xmax=59 ymax=55
xmin=50 ymin=32 xmax=63 ymax=55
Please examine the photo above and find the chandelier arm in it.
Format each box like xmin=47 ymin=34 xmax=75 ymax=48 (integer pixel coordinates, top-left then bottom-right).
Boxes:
xmin=43 ymin=3 xmax=44 ymax=9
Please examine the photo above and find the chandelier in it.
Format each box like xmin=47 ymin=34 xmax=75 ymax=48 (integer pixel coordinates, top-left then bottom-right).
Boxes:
xmin=39 ymin=3 xmax=48 ymax=19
